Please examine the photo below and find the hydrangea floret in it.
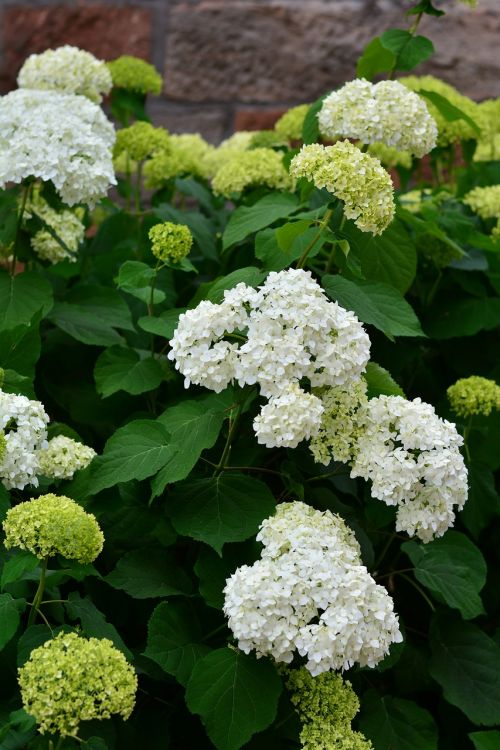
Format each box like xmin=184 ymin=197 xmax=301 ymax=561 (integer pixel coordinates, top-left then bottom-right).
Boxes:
xmin=211 ymin=147 xmax=291 ymax=197
xmin=0 ymin=89 xmax=115 ymax=207
xmin=113 ymin=121 xmax=170 ymax=163
xmin=24 ymin=193 xmax=85 ymax=264
xmin=223 ymin=501 xmax=402 ymax=675
xmin=350 ymin=396 xmax=468 ymax=542
xmin=18 ymin=632 xmax=137 ymax=737
xmin=149 ymin=221 xmax=193 ymax=263
xmin=37 ymin=435 xmax=96 ymax=479
xmin=0 ymin=389 xmax=49 ymax=490
xmin=447 ymin=376 xmax=500 ymax=418
xmin=3 ymin=493 xmax=104 ymax=563
xmin=17 ymin=45 xmax=112 ymax=103
xmin=310 ymin=379 xmax=368 ymax=465
xmin=463 ymin=185 xmax=500 ymax=219
xmin=253 ymin=384 xmax=324 ymax=449
xmin=318 ymin=79 xmax=437 ymax=157
xmin=285 ymin=668 xmax=373 ymax=750
xmin=289 ymin=141 xmax=395 ymax=235
xmin=107 ymin=55 xmax=162 ymax=95
xmin=274 ymin=103 xmax=310 ymax=142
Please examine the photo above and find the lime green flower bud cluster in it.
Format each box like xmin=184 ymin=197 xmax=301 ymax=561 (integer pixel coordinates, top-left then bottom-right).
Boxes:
xmin=211 ymin=147 xmax=291 ymax=198
xmin=274 ymin=104 xmax=310 ymax=142
xmin=447 ymin=376 xmax=500 ymax=418
xmin=149 ymin=222 xmax=193 ymax=262
xmin=3 ymin=493 xmax=104 ymax=563
xmin=290 ymin=141 xmax=395 ymax=235
xmin=249 ymin=130 xmax=287 ymax=149
xmin=144 ymin=133 xmax=214 ymax=187
xmin=399 ymin=75 xmax=481 ymax=147
xmin=474 ymin=99 xmax=500 ymax=161
xmin=37 ymin=435 xmax=96 ymax=479
xmin=463 ymin=185 xmax=500 ymax=220
xmin=310 ymin=380 xmax=368 ymax=465
xmin=107 ymin=55 xmax=162 ymax=95
xmin=114 ymin=121 xmax=170 ymax=163
xmin=19 ymin=632 xmax=137 ymax=737
xmin=202 ymin=131 xmax=254 ymax=177
xmin=368 ymin=142 xmax=413 ymax=170
xmin=285 ymin=667 xmax=373 ymax=750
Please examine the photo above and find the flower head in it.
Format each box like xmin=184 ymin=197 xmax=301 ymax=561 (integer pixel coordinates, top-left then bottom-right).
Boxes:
xmin=18 ymin=45 xmax=112 ymax=103
xmin=149 ymin=221 xmax=193 ymax=263
xmin=274 ymin=104 xmax=310 ymax=142
xmin=368 ymin=142 xmax=413 ymax=170
xmin=0 ymin=89 xmax=115 ymax=207
xmin=143 ymin=133 xmax=214 ymax=187
xmin=310 ymin=380 xmax=368 ymax=465
xmin=18 ymin=632 xmax=137 ymax=736
xmin=24 ymin=192 xmax=85 ymax=264
xmin=202 ymin=131 xmax=254 ymax=177
xmin=107 ymin=55 xmax=162 ymax=95
xmin=319 ymin=79 xmax=437 ymax=157
xmin=253 ymin=385 xmax=324 ymax=449
xmin=290 ymin=141 xmax=395 ymax=234
xmin=447 ymin=376 xmax=500 ymax=418
xmin=211 ymin=147 xmax=291 ymax=197
xmin=463 ymin=185 xmax=500 ymax=219
xmin=0 ymin=389 xmax=49 ymax=490
xmin=114 ymin=121 xmax=170 ymax=163
xmin=3 ymin=493 xmax=104 ymax=563
xmin=37 ymin=435 xmax=96 ymax=479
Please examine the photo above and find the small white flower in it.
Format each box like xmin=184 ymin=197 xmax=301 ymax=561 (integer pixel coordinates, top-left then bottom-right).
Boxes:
xmin=37 ymin=435 xmax=96 ymax=480
xmin=253 ymin=385 xmax=324 ymax=449
xmin=0 ymin=389 xmax=49 ymax=490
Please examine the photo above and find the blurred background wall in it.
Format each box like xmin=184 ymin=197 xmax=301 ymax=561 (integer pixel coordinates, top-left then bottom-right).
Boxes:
xmin=1 ymin=0 xmax=499 ymax=142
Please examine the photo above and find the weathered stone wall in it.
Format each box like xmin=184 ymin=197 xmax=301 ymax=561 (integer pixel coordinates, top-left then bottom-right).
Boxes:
xmin=1 ymin=0 xmax=499 ymax=142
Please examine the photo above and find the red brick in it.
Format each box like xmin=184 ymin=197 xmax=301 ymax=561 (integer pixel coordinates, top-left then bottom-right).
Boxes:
xmin=1 ymin=5 xmax=152 ymax=93
xmin=234 ymin=109 xmax=286 ymax=132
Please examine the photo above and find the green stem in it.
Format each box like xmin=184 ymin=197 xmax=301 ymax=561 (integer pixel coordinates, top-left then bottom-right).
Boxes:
xmin=135 ymin=161 xmax=144 ymax=214
xmin=463 ymin=415 xmax=473 ymax=463
xmin=376 ymin=568 xmax=414 ymax=581
xmin=296 ymin=208 xmax=334 ymax=269
xmin=306 ymin=465 xmax=349 ymax=483
xmin=11 ymin=182 xmax=30 ymax=276
xmin=400 ymin=572 xmax=436 ymax=611
xmin=373 ymin=534 xmax=397 ymax=571
xmin=213 ymin=404 xmax=243 ymax=477
xmin=148 ymin=261 xmax=161 ymax=317
xmin=27 ymin=558 xmax=48 ymax=628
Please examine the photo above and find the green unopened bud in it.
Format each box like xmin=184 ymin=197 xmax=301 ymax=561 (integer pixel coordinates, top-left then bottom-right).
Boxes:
xmin=107 ymin=55 xmax=162 ymax=95
xmin=149 ymin=221 xmax=193 ymax=263
xmin=447 ymin=376 xmax=500 ymax=418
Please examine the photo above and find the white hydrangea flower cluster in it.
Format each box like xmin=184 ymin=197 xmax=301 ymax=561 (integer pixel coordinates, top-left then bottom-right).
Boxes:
xmin=24 ymin=194 xmax=85 ymax=264
xmin=169 ymin=269 xmax=370 ymax=448
xmin=224 ymin=501 xmax=402 ymax=675
xmin=0 ymin=89 xmax=116 ymax=207
xmin=17 ymin=45 xmax=112 ymax=103
xmin=0 ymin=389 xmax=49 ymax=490
xmin=350 ymin=396 xmax=467 ymax=543
xmin=37 ymin=435 xmax=96 ymax=480
xmin=318 ymin=79 xmax=437 ymax=158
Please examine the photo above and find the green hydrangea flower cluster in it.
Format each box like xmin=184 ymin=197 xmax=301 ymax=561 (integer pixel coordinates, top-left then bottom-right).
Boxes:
xmin=149 ymin=221 xmax=193 ymax=262
xmin=19 ymin=632 xmax=137 ymax=737
xmin=3 ymin=493 xmax=104 ymax=563
xmin=211 ymin=147 xmax=291 ymax=198
xmin=290 ymin=141 xmax=395 ymax=235
xmin=447 ymin=376 xmax=500 ymax=418
xmin=399 ymin=75 xmax=482 ymax=147
xmin=202 ymin=131 xmax=254 ymax=177
xmin=144 ymin=133 xmax=214 ymax=187
xmin=285 ymin=667 xmax=373 ymax=750
xmin=474 ymin=98 xmax=500 ymax=161
xmin=107 ymin=55 xmax=162 ymax=95
xmin=249 ymin=130 xmax=287 ymax=149
xmin=274 ymin=104 xmax=310 ymax=142
xmin=37 ymin=435 xmax=96 ymax=479
xmin=368 ymin=142 xmax=413 ymax=170
xmin=24 ymin=193 xmax=85 ymax=264
xmin=114 ymin=121 xmax=170 ymax=163
xmin=310 ymin=380 xmax=368 ymax=465
xmin=463 ymin=185 xmax=500 ymax=220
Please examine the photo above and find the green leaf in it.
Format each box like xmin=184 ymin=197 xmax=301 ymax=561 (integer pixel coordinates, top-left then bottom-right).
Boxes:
xmin=0 ymin=316 xmax=41 ymax=378
xmin=94 ymin=346 xmax=164 ymax=398
xmin=0 ymin=271 xmax=53 ymax=332
xmin=16 ymin=624 xmax=71 ymax=666
xmin=1 ymin=551 xmax=39 ymax=590
xmin=429 ymin=613 xmax=500 ymax=725
xmin=425 ymin=297 xmax=500 ymax=339
xmin=138 ymin=309 xmax=185 ymax=338
xmin=152 ymin=398 xmax=225 ymax=496
xmin=65 ymin=592 xmax=133 ymax=660
xmin=402 ymin=531 xmax=486 ymax=619
xmin=48 ymin=285 xmax=134 ymax=346
xmin=115 ymin=260 xmax=165 ymax=304
xmin=85 ymin=419 xmax=176 ymax=496
xmin=359 ymin=690 xmax=438 ymax=750
xmin=344 ymin=220 xmax=417 ymax=294
xmin=222 ymin=193 xmax=299 ymax=250
xmin=195 ymin=546 xmax=235 ymax=610
xmin=420 ymin=90 xmax=481 ymax=135
xmin=469 ymin=731 xmax=500 ymax=750
xmin=461 ymin=465 xmax=500 ymax=539
xmin=380 ymin=29 xmax=434 ymax=72
xmin=302 ymin=96 xmax=326 ymax=145
xmin=0 ymin=593 xmax=21 ymax=650
xmin=202 ymin=267 xmax=265 ymax=305
xmin=364 ymin=362 xmax=405 ymax=398
xmin=144 ymin=601 xmax=210 ymax=686
xmin=168 ymin=474 xmax=275 ymax=554
xmin=186 ymin=648 xmax=282 ymax=750
xmin=323 ymin=275 xmax=425 ymax=339
xmin=357 ymin=37 xmax=396 ymax=80
xmin=0 ymin=369 xmax=35 ymax=399
xmin=105 ymin=548 xmax=192 ymax=599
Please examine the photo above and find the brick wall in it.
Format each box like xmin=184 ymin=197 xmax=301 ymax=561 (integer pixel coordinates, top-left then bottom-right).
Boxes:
xmin=1 ymin=0 xmax=499 ymax=143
